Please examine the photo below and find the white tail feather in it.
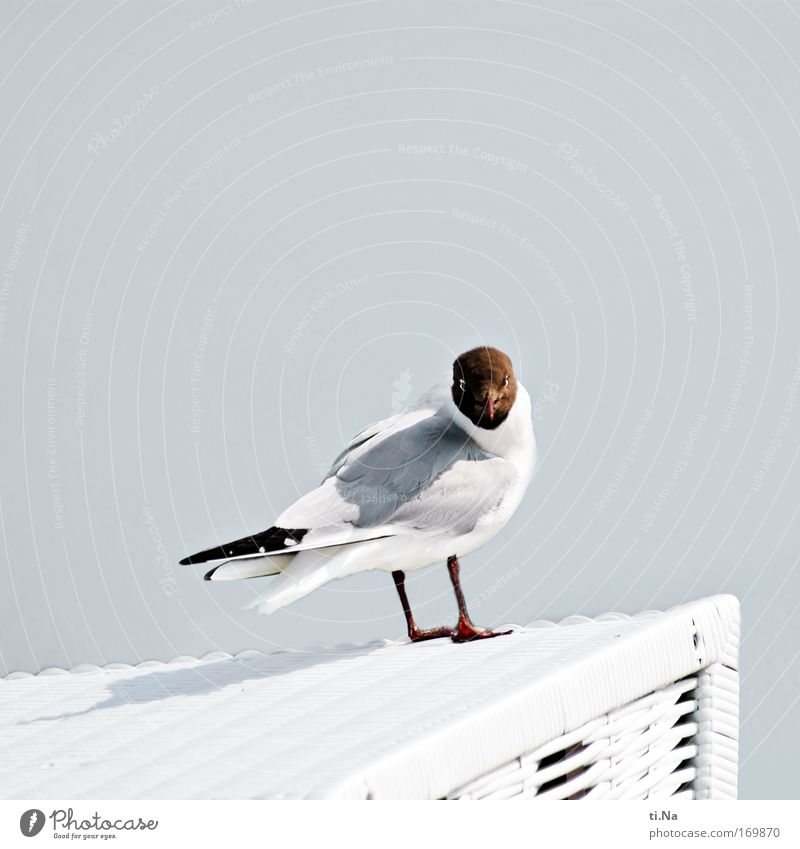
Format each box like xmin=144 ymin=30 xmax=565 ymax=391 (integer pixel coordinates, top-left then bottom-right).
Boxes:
xmin=206 ymin=554 xmax=292 ymax=581
xmin=245 ymin=549 xmax=344 ymax=614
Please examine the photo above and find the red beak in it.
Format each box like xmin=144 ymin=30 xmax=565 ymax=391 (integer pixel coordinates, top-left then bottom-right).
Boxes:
xmin=485 ymin=396 xmax=495 ymax=421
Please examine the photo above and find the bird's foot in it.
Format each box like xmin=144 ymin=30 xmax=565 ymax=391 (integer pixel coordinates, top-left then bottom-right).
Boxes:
xmin=408 ymin=625 xmax=454 ymax=642
xmin=451 ymin=619 xmax=512 ymax=643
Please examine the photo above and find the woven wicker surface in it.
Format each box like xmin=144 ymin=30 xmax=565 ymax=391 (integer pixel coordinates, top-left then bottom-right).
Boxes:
xmin=449 ymin=666 xmax=738 ymax=799
xmin=0 ymin=595 xmax=739 ymax=799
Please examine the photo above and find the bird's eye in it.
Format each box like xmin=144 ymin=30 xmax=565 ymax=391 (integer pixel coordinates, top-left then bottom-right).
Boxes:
xmin=458 ymin=378 xmax=466 ymax=392
xmin=503 ymin=375 xmax=509 ymax=387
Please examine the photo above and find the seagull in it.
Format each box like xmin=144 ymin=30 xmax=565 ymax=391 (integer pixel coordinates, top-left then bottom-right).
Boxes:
xmin=181 ymin=345 xmax=536 ymax=642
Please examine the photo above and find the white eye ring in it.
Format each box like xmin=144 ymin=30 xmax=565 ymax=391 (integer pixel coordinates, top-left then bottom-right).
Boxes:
xmin=503 ymin=376 xmax=509 ymax=387
xmin=458 ymin=378 xmax=466 ymax=392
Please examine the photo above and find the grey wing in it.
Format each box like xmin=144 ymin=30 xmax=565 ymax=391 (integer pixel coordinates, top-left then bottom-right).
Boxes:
xmin=325 ymin=383 xmax=449 ymax=480
xmin=333 ymin=414 xmax=493 ymax=527
xmin=390 ymin=453 xmax=516 ymax=536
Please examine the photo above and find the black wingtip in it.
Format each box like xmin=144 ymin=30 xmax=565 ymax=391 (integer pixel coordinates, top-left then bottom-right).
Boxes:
xmin=181 ymin=527 xmax=309 ymax=569
xmin=180 ymin=546 xmax=227 ymax=566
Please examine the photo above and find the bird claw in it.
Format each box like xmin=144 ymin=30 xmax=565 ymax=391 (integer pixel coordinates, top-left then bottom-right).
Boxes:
xmin=408 ymin=626 xmax=455 ymax=642
xmin=450 ymin=623 xmax=513 ymax=643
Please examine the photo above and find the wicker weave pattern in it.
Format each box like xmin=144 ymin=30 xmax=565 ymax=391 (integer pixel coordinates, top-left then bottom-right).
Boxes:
xmin=450 ymin=659 xmax=739 ymax=800
xmin=0 ymin=596 xmax=739 ymax=799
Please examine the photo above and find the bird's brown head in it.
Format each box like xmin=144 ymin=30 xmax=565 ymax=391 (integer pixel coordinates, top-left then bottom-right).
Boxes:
xmin=452 ymin=346 xmax=518 ymax=430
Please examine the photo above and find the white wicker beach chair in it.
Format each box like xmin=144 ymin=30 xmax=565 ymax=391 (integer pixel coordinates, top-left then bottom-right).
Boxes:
xmin=0 ymin=595 xmax=739 ymax=799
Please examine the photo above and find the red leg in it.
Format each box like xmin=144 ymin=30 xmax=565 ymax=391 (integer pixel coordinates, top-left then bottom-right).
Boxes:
xmin=392 ymin=571 xmax=453 ymax=642
xmin=447 ymin=555 xmax=512 ymax=642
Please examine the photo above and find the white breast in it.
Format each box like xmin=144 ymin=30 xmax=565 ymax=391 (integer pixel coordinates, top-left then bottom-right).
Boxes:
xmin=433 ymin=382 xmax=537 ymax=557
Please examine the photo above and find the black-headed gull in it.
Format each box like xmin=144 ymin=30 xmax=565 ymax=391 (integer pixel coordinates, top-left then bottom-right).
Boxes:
xmin=181 ymin=346 xmax=536 ymax=642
